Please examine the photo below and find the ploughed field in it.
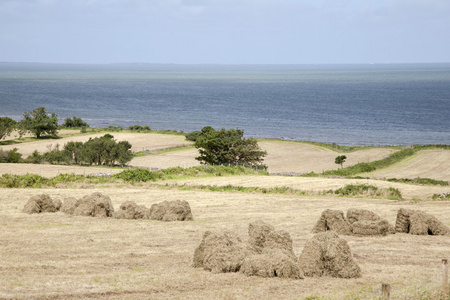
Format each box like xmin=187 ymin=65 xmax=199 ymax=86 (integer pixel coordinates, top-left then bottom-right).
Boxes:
xmin=1 ymin=131 xmax=449 ymax=299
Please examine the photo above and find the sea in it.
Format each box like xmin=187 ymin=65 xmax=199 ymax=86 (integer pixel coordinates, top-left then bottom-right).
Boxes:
xmin=0 ymin=62 xmax=449 ymax=146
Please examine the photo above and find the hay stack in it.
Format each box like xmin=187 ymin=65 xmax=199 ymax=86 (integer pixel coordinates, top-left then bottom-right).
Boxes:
xmin=72 ymin=192 xmax=114 ymax=217
xmin=395 ymin=208 xmax=450 ymax=236
xmin=192 ymin=230 xmax=251 ymax=273
xmin=149 ymin=200 xmax=193 ymax=221
xmin=240 ymin=220 xmax=303 ymax=279
xmin=248 ymin=220 xmax=295 ymax=258
xmin=347 ymin=208 xmax=380 ymax=223
xmin=347 ymin=208 xmax=395 ymax=236
xmin=312 ymin=209 xmax=352 ymax=235
xmin=60 ymin=197 xmax=79 ymax=215
xmin=240 ymin=248 xmax=304 ymax=279
xmin=22 ymin=194 xmax=61 ymax=214
xmin=113 ymin=201 xmax=149 ymax=219
xmin=298 ymin=231 xmax=361 ymax=278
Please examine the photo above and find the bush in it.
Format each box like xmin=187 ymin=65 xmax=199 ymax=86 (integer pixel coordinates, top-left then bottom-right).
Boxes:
xmin=27 ymin=150 xmax=44 ymax=164
xmin=128 ymin=125 xmax=151 ymax=132
xmin=113 ymin=168 xmax=163 ymax=182
xmin=61 ymin=116 xmax=89 ymax=128
xmin=0 ymin=148 xmax=22 ymax=163
xmin=0 ymin=174 xmax=48 ymax=188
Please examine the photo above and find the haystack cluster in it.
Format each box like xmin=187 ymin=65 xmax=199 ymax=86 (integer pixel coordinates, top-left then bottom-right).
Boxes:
xmin=22 ymin=193 xmax=193 ymax=221
xmin=395 ymin=208 xmax=450 ymax=236
xmin=312 ymin=208 xmax=449 ymax=236
xmin=193 ymin=220 xmax=361 ymax=279
xmin=312 ymin=208 xmax=395 ymax=236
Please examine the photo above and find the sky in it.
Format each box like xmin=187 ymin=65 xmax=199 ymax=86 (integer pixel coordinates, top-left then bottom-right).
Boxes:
xmin=1 ymin=0 xmax=449 ymax=64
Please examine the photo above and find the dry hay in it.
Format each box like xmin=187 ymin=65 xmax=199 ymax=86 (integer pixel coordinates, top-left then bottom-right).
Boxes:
xmin=240 ymin=248 xmax=304 ymax=279
xmin=113 ymin=201 xmax=149 ymax=219
xmin=242 ymin=221 xmax=302 ymax=279
xmin=395 ymin=208 xmax=450 ymax=236
xmin=72 ymin=192 xmax=114 ymax=218
xmin=313 ymin=209 xmax=395 ymax=236
xmin=347 ymin=208 xmax=395 ymax=236
xmin=60 ymin=197 xmax=78 ymax=215
xmin=192 ymin=230 xmax=252 ymax=273
xmin=312 ymin=209 xmax=352 ymax=235
xmin=149 ymin=200 xmax=193 ymax=221
xmin=22 ymin=194 xmax=61 ymax=214
xmin=248 ymin=220 xmax=296 ymax=258
xmin=298 ymin=231 xmax=362 ymax=279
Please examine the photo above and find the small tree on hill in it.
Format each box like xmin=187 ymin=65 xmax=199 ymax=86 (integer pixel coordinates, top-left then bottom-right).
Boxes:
xmin=0 ymin=117 xmax=16 ymax=140
xmin=194 ymin=126 xmax=267 ymax=168
xmin=18 ymin=107 xmax=59 ymax=138
xmin=335 ymin=155 xmax=347 ymax=169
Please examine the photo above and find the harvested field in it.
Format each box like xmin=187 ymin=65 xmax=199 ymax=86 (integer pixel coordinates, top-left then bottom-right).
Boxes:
xmin=0 ymin=187 xmax=449 ymax=299
xmin=130 ymin=148 xmax=200 ymax=170
xmin=259 ymin=141 xmax=398 ymax=174
xmin=0 ymin=163 xmax=124 ymax=178
xmin=167 ymin=175 xmax=450 ymax=200
xmin=367 ymin=149 xmax=450 ymax=181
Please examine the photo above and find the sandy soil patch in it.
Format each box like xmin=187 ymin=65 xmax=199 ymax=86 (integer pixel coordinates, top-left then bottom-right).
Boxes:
xmin=259 ymin=141 xmax=397 ymax=174
xmin=1 ymin=132 xmax=192 ymax=157
xmin=169 ymin=175 xmax=450 ymax=200
xmin=367 ymin=149 xmax=450 ymax=181
xmin=0 ymin=187 xmax=448 ymax=299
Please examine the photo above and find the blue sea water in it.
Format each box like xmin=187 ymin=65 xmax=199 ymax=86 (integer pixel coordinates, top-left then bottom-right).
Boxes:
xmin=0 ymin=62 xmax=449 ymax=146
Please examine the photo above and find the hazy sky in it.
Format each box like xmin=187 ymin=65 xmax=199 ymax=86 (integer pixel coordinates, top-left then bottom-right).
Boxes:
xmin=1 ymin=0 xmax=449 ymax=64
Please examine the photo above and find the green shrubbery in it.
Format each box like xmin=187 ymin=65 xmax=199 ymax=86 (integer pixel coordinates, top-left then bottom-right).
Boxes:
xmin=128 ymin=125 xmax=151 ymax=132
xmin=0 ymin=148 xmax=22 ymax=163
xmin=387 ymin=177 xmax=449 ymax=186
xmin=113 ymin=165 xmax=268 ymax=183
xmin=333 ymin=184 xmax=402 ymax=199
xmin=61 ymin=116 xmax=89 ymax=128
xmin=17 ymin=134 xmax=133 ymax=167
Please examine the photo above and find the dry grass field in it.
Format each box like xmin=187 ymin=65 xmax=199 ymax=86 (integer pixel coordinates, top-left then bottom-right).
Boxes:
xmin=1 ymin=187 xmax=450 ymax=300
xmin=165 ymin=175 xmax=449 ymax=201
xmin=259 ymin=141 xmax=398 ymax=174
xmin=367 ymin=150 xmax=450 ymax=181
xmin=1 ymin=132 xmax=449 ymax=299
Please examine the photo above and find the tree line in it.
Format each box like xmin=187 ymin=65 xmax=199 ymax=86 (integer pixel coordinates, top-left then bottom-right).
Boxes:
xmin=1 ymin=134 xmax=132 ymax=166
xmin=0 ymin=107 xmax=89 ymax=140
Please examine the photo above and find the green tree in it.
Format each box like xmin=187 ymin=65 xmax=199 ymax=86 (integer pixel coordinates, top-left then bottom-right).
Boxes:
xmin=194 ymin=126 xmax=267 ymax=168
xmin=0 ymin=117 xmax=16 ymax=140
xmin=335 ymin=155 xmax=347 ymax=168
xmin=18 ymin=107 xmax=59 ymax=138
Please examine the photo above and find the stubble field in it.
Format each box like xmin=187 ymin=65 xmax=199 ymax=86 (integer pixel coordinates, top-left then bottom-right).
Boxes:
xmin=0 ymin=131 xmax=449 ymax=299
